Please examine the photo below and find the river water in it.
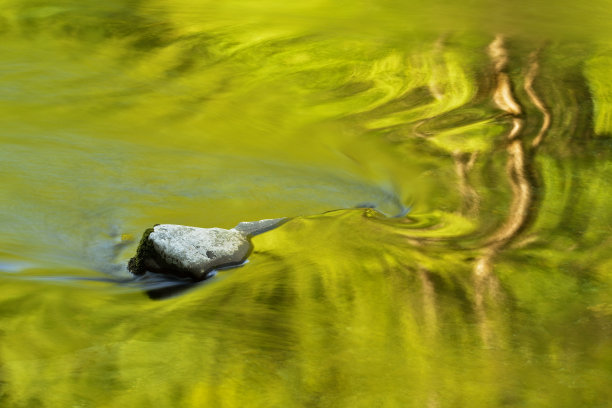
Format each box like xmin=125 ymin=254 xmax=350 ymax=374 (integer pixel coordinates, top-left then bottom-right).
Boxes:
xmin=1 ymin=1 xmax=612 ymax=407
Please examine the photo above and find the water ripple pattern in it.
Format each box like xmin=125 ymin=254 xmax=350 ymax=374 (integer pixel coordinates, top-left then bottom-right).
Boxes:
xmin=1 ymin=1 xmax=612 ymax=407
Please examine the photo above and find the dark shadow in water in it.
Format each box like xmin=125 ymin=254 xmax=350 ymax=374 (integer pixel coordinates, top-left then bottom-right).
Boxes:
xmin=144 ymin=280 xmax=200 ymax=300
xmin=133 ymin=261 xmax=249 ymax=300
xmin=126 ymin=270 xmax=214 ymax=300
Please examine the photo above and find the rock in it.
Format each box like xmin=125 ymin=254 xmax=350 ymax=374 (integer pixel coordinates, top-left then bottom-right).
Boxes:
xmin=128 ymin=225 xmax=250 ymax=281
xmin=128 ymin=218 xmax=286 ymax=281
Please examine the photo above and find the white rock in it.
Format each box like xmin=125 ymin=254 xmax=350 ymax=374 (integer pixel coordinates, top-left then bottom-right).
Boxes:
xmin=149 ymin=224 xmax=251 ymax=280
xmin=129 ymin=218 xmax=288 ymax=281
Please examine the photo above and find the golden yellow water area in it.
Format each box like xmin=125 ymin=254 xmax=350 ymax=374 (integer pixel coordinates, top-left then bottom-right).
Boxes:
xmin=1 ymin=1 xmax=612 ymax=407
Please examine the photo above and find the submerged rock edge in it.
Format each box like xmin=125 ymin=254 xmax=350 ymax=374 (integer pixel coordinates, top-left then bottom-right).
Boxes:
xmin=233 ymin=217 xmax=287 ymax=236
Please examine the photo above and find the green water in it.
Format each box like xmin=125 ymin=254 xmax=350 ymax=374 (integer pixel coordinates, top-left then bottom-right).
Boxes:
xmin=2 ymin=1 xmax=612 ymax=407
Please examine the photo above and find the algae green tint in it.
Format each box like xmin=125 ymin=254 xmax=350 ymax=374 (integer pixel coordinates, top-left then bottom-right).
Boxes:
xmin=1 ymin=0 xmax=612 ymax=407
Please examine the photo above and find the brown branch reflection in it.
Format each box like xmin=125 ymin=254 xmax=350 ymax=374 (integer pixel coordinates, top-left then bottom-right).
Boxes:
xmin=453 ymin=151 xmax=480 ymax=217
xmin=472 ymin=35 xmax=550 ymax=346
xmin=482 ymin=36 xmax=550 ymax=256
xmin=525 ymin=50 xmax=552 ymax=148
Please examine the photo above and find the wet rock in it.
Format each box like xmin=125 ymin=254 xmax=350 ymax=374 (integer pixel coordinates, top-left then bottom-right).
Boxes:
xmin=128 ymin=218 xmax=285 ymax=281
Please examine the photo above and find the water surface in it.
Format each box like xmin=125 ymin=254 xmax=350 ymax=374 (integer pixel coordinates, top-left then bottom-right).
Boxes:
xmin=1 ymin=1 xmax=612 ymax=407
